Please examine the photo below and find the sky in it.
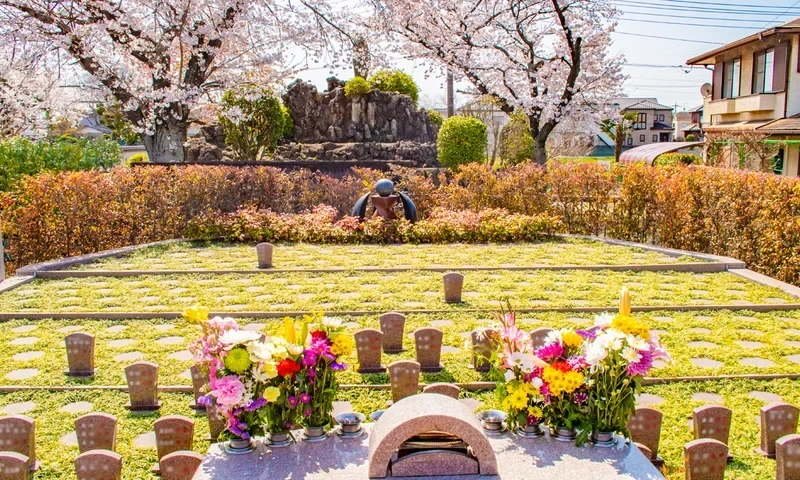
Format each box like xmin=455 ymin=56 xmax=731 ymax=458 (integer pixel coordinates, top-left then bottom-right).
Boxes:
xmin=293 ymin=0 xmax=800 ymax=113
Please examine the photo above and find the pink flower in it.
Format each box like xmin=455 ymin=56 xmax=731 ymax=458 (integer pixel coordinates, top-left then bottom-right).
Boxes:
xmin=212 ymin=375 xmax=245 ymax=406
xmin=535 ymin=342 xmax=564 ymax=362
xmin=627 ymin=350 xmax=653 ymax=376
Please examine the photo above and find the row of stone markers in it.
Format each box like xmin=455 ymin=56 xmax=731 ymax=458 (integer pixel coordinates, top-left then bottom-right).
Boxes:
xmin=0 ymin=412 xmax=204 ymax=479
xmin=355 ymin=325 xmax=445 ymax=373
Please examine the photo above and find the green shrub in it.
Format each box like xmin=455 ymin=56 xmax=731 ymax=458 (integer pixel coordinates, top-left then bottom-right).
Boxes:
xmin=685 ymin=134 xmax=697 ymax=142
xmin=125 ymin=152 xmax=149 ymax=167
xmin=281 ymin=105 xmax=294 ymax=138
xmin=654 ymin=152 xmax=701 ymax=166
xmin=427 ymin=110 xmax=443 ymax=126
xmin=368 ymin=70 xmax=419 ymax=103
xmin=437 ymin=116 xmax=488 ymax=167
xmin=344 ymin=76 xmax=371 ymax=97
xmin=0 ymin=136 xmax=121 ymax=191
xmin=218 ymin=85 xmax=288 ymax=161
xmin=499 ymin=112 xmax=534 ymax=165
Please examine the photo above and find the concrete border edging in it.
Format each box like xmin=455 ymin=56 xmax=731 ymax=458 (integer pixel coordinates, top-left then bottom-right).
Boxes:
xmin=0 ymin=275 xmax=34 ymax=295
xmin=567 ymin=235 xmax=747 ymax=267
xmin=729 ymin=268 xmax=800 ymax=299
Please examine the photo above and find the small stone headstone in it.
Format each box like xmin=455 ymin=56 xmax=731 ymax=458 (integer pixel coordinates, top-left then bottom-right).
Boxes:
xmin=206 ymin=404 xmax=225 ymax=442
xmin=684 ymin=438 xmax=728 ymax=480
xmin=388 ymin=360 xmax=421 ymax=404
xmin=693 ymin=404 xmax=731 ymax=443
xmin=0 ymin=415 xmax=35 ymax=471
xmin=471 ymin=329 xmax=497 ymax=373
xmin=627 ymin=406 xmax=663 ymax=467
xmin=159 ymin=451 xmax=204 ymax=480
xmin=442 ymin=272 xmax=464 ymax=303
xmin=423 ymin=383 xmax=460 ymax=399
xmin=354 ymin=329 xmax=386 ymax=373
xmin=530 ymin=328 xmax=554 ymax=351
xmin=760 ymin=402 xmax=799 ymax=457
xmin=0 ymin=452 xmax=29 ymax=480
xmin=255 ymin=243 xmax=274 ymax=269
xmin=414 ymin=327 xmax=443 ymax=373
xmin=776 ymin=434 xmax=800 ymax=480
xmin=189 ymin=365 xmax=208 ymax=412
xmin=124 ymin=361 xmax=161 ymax=412
xmin=154 ymin=415 xmax=194 ymax=460
xmin=379 ymin=312 xmax=406 ymax=353
xmin=75 ymin=449 xmax=122 ymax=480
xmin=64 ymin=332 xmax=95 ymax=377
xmin=75 ymin=412 xmax=117 ymax=453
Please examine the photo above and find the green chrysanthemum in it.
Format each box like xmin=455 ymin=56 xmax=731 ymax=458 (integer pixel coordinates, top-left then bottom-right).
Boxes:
xmin=224 ymin=347 xmax=252 ymax=374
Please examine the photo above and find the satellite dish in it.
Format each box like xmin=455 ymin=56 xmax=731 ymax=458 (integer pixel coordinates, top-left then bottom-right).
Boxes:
xmin=700 ymin=83 xmax=713 ymax=98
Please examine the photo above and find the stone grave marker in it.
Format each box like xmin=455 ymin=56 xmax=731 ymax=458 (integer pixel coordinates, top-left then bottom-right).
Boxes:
xmin=530 ymin=328 xmax=554 ymax=351
xmin=422 ymin=383 xmax=460 ymax=399
xmin=124 ymin=361 xmax=161 ymax=412
xmin=153 ymin=415 xmax=194 ymax=474
xmin=387 ymin=360 xmax=421 ymax=404
xmin=255 ymin=243 xmax=274 ymax=269
xmin=627 ymin=406 xmax=664 ymax=468
xmin=75 ymin=449 xmax=122 ymax=480
xmin=684 ymin=438 xmax=728 ymax=480
xmin=693 ymin=405 xmax=732 ymax=461
xmin=379 ymin=312 xmax=406 ymax=353
xmin=189 ymin=365 xmax=208 ymax=412
xmin=776 ymin=434 xmax=800 ymax=480
xmin=354 ymin=329 xmax=386 ymax=373
xmin=760 ymin=402 xmax=799 ymax=457
xmin=414 ymin=327 xmax=444 ymax=373
xmin=160 ymin=451 xmax=204 ymax=480
xmin=443 ymin=272 xmax=464 ymax=303
xmin=470 ymin=329 xmax=497 ymax=373
xmin=75 ymin=412 xmax=117 ymax=453
xmin=206 ymin=404 xmax=225 ymax=442
xmin=64 ymin=332 xmax=95 ymax=377
xmin=0 ymin=452 xmax=28 ymax=480
xmin=0 ymin=415 xmax=35 ymax=471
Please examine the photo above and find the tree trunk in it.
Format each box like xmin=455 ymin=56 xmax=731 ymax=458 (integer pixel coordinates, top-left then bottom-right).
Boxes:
xmin=142 ymin=120 xmax=188 ymax=163
xmin=614 ymin=131 xmax=623 ymax=162
xmin=533 ymin=135 xmax=548 ymax=165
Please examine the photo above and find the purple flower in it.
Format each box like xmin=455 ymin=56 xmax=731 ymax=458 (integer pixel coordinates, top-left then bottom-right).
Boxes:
xmin=576 ymin=327 xmax=599 ymax=340
xmin=302 ymin=350 xmax=318 ymax=367
xmin=541 ymin=384 xmax=551 ymax=398
xmin=535 ymin=342 xmax=564 ymax=361
xmin=573 ymin=392 xmax=588 ymax=405
xmin=198 ymin=395 xmax=214 ymax=406
xmin=287 ymin=395 xmax=299 ymax=408
xmin=303 ymin=408 xmax=312 ymax=417
xmin=627 ymin=350 xmax=653 ymax=376
xmin=331 ymin=361 xmax=347 ymax=371
xmin=567 ymin=355 xmax=587 ymax=371
xmin=299 ymin=393 xmax=311 ymax=404
xmin=284 ymin=421 xmax=294 ymax=430
xmin=245 ymin=397 xmax=267 ymax=412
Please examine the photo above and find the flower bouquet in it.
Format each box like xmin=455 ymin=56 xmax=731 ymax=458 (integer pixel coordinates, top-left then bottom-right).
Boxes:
xmin=535 ymin=327 xmax=590 ymax=444
xmin=493 ymin=304 xmax=547 ymax=437
xmin=583 ymin=288 xmax=670 ymax=445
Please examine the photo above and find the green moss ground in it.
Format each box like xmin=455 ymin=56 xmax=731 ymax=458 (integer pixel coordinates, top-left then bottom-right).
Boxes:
xmin=70 ymin=239 xmax=698 ymax=272
xmin=0 ymin=270 xmax=789 ymax=313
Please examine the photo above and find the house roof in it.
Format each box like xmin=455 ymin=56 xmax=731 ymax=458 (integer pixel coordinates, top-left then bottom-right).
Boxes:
xmin=687 ymin=17 xmax=800 ymax=65
xmin=688 ymin=105 xmax=703 ymax=113
xmin=610 ymin=97 xmax=659 ymax=110
xmin=681 ymin=123 xmax=703 ymax=132
xmin=623 ymin=100 xmax=673 ymax=111
xmin=756 ymin=115 xmax=800 ymax=135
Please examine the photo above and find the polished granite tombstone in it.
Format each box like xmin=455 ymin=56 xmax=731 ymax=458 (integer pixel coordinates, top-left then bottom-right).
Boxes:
xmin=193 ymin=427 xmax=665 ymax=479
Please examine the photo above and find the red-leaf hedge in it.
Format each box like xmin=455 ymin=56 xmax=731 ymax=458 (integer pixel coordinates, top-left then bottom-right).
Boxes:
xmin=2 ymin=163 xmax=799 ymax=286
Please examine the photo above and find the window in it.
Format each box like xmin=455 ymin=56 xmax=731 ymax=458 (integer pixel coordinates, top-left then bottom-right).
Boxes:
xmin=634 ymin=113 xmax=647 ymax=130
xmin=723 ymin=58 xmax=741 ymax=98
xmin=754 ymin=48 xmax=775 ymax=94
xmin=639 ymin=134 xmax=645 ymax=142
xmin=658 ymin=114 xmax=665 ymax=122
xmin=653 ymin=135 xmax=658 ymax=142
xmin=627 ymin=136 xmax=633 ymax=146
xmin=774 ymin=148 xmax=784 ymax=175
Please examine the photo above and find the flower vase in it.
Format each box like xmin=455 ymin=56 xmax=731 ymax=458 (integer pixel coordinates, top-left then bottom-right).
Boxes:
xmin=267 ymin=431 xmax=294 ymax=448
xmin=516 ymin=422 xmax=544 ymax=438
xmin=224 ymin=436 xmax=256 ymax=454
xmin=550 ymin=426 xmax=577 ymax=442
xmin=302 ymin=425 xmax=329 ymax=443
xmin=590 ymin=430 xmax=616 ymax=447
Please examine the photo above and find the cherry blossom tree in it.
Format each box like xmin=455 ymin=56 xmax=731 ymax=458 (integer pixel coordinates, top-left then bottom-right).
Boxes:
xmin=0 ymin=0 xmax=322 ymax=162
xmin=375 ymin=0 xmax=623 ymax=164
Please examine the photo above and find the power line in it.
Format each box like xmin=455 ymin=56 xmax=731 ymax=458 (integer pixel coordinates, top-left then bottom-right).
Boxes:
xmin=624 ymin=63 xmax=697 ymax=70
xmin=616 ymin=1 xmax=798 ymax=17
xmin=622 ymin=11 xmax=784 ymax=24
xmin=656 ymin=0 xmax=800 ymax=10
xmin=619 ymin=18 xmax=769 ymax=29
xmin=614 ymin=31 xmax=725 ymax=45
xmin=763 ymin=0 xmax=800 ymax=28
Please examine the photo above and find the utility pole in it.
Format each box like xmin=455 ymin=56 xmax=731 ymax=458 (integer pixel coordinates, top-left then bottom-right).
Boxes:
xmin=446 ymin=72 xmax=455 ymax=118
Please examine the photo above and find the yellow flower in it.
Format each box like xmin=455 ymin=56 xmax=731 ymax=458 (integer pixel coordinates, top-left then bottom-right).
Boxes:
xmin=331 ymin=334 xmax=354 ymax=356
xmin=263 ymin=362 xmax=278 ymax=379
xmin=263 ymin=387 xmax=280 ymax=403
xmin=562 ymin=331 xmax=583 ymax=348
xmin=182 ymin=305 xmax=209 ymax=324
xmin=283 ymin=318 xmax=296 ymax=344
xmin=612 ymin=315 xmax=650 ymax=340
xmin=224 ymin=347 xmax=252 ymax=374
xmin=527 ymin=406 xmax=543 ymax=418
xmin=619 ymin=287 xmax=631 ymax=316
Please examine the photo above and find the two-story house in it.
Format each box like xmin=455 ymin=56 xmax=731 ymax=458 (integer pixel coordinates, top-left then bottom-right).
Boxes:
xmin=687 ymin=18 xmax=800 ymax=177
xmin=613 ymin=98 xmax=674 ymax=147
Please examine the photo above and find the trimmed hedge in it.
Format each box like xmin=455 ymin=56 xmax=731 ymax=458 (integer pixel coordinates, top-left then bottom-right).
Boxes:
xmin=367 ymin=70 xmax=419 ymax=103
xmin=2 ymin=163 xmax=800 ymax=287
xmin=437 ymin=116 xmax=488 ymax=167
xmin=344 ymin=77 xmax=371 ymax=97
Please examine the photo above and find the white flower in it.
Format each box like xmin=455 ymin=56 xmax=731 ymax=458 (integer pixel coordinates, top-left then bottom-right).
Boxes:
xmin=288 ymin=344 xmax=304 ymax=356
xmin=508 ymin=352 xmax=535 ymax=373
xmin=219 ymin=330 xmax=261 ymax=346
xmin=594 ymin=313 xmax=614 ymax=328
xmin=531 ymin=377 xmax=543 ymax=389
xmin=251 ymin=363 xmax=269 ymax=383
xmin=585 ymin=343 xmax=608 ymax=367
xmin=322 ymin=317 xmax=343 ymax=329
xmin=247 ymin=341 xmax=273 ymax=362
xmin=504 ymin=370 xmax=515 ymax=382
xmin=622 ymin=347 xmax=642 ymax=364
xmin=544 ymin=330 xmax=563 ymax=346
xmin=223 ymin=106 xmax=246 ymax=125
xmin=626 ymin=334 xmax=649 ymax=351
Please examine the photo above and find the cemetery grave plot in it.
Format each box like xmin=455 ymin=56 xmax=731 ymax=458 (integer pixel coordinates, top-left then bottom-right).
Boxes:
xmin=0 ymin=239 xmax=798 ymax=479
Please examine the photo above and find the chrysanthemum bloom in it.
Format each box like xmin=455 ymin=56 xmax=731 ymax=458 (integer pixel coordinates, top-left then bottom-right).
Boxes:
xmin=535 ymin=342 xmax=564 ymax=361
xmin=212 ymin=375 xmax=245 ymax=406
xmin=224 ymin=347 xmax=252 ymax=374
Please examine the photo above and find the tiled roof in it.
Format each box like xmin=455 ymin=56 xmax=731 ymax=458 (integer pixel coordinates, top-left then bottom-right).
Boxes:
xmin=688 ymin=105 xmax=703 ymax=113
xmin=756 ymin=115 xmax=800 ymax=135
xmin=623 ymin=100 xmax=673 ymax=111
xmin=610 ymin=97 xmax=658 ymax=110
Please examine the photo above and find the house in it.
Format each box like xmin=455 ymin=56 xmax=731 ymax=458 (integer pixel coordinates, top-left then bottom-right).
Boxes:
xmin=594 ymin=98 xmax=674 ymax=151
xmin=75 ymin=113 xmax=112 ymax=139
xmin=674 ymin=106 xmax=704 ymax=141
xmin=687 ymin=17 xmax=800 ymax=177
